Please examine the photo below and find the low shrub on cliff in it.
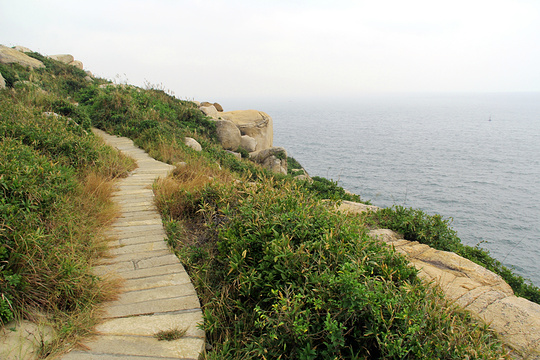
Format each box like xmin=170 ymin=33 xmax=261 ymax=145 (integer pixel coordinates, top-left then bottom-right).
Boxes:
xmin=155 ymin=175 xmax=508 ymax=359
xmin=367 ymin=205 xmax=540 ymax=304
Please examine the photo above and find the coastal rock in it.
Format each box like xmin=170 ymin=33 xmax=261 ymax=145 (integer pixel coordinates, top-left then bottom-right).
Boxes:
xmin=337 ymin=200 xmax=380 ymax=214
xmin=213 ymin=102 xmax=223 ymax=112
xmin=0 ymin=72 xmax=5 ymax=90
xmin=363 ymin=226 xmax=540 ymax=358
xmin=221 ymin=110 xmax=273 ymax=151
xmin=216 ymin=120 xmax=241 ymax=151
xmin=49 ymin=54 xmax=74 ymax=64
xmin=240 ymin=135 xmax=257 ymax=152
xmin=0 ymin=45 xmax=44 ymax=69
xmin=250 ymin=147 xmax=287 ymax=174
xmin=200 ymin=105 xmax=219 ymax=119
xmin=184 ymin=137 xmax=202 ymax=151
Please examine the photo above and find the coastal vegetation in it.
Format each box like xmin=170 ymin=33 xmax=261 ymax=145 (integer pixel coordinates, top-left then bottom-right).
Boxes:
xmin=1 ymin=49 xmax=538 ymax=358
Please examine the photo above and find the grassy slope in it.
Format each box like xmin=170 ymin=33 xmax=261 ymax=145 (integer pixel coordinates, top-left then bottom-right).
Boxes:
xmin=2 ymin=49 xmax=538 ymax=358
xmin=0 ymin=54 xmax=135 ymax=357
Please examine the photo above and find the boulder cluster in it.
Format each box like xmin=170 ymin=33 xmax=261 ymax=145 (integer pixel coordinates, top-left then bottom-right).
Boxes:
xmin=193 ymin=101 xmax=288 ymax=175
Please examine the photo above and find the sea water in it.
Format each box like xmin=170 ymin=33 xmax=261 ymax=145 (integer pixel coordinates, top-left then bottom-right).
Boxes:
xmin=230 ymin=93 xmax=540 ymax=286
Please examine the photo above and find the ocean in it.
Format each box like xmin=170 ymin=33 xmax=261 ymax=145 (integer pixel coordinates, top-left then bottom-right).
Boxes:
xmin=229 ymin=93 xmax=540 ymax=286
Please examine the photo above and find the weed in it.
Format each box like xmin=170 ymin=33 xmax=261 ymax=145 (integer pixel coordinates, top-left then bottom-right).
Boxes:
xmin=154 ymin=327 xmax=187 ymax=341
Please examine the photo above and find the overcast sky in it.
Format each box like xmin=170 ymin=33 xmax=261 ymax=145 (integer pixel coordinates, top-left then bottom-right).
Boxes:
xmin=2 ymin=0 xmax=539 ymax=102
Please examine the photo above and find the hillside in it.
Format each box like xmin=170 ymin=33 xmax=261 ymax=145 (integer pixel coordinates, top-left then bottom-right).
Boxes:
xmin=1 ymin=45 xmax=539 ymax=359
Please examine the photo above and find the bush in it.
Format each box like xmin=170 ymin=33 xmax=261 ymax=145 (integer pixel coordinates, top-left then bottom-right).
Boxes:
xmin=157 ymin=179 xmax=508 ymax=359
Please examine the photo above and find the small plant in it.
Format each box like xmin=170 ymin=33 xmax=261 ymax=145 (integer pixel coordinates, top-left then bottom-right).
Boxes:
xmin=154 ymin=327 xmax=187 ymax=341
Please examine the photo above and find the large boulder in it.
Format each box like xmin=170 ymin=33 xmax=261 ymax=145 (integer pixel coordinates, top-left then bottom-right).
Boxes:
xmin=220 ymin=110 xmax=273 ymax=151
xmin=250 ymin=147 xmax=287 ymax=174
xmin=49 ymin=54 xmax=74 ymax=64
xmin=216 ymin=120 xmax=241 ymax=151
xmin=240 ymin=135 xmax=257 ymax=152
xmin=0 ymin=45 xmax=44 ymax=69
xmin=213 ymin=102 xmax=223 ymax=112
xmin=200 ymin=105 xmax=219 ymax=120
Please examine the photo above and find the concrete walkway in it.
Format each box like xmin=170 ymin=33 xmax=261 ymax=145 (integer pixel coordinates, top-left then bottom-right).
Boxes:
xmin=62 ymin=129 xmax=205 ymax=359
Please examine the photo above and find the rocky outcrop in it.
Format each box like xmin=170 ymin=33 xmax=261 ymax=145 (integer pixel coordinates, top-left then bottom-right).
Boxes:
xmin=221 ymin=110 xmax=273 ymax=151
xmin=250 ymin=147 xmax=287 ymax=175
xmin=338 ymin=201 xmax=540 ymax=359
xmin=0 ymin=45 xmax=44 ymax=69
xmin=0 ymin=72 xmax=5 ymax=90
xmin=215 ymin=120 xmax=241 ymax=151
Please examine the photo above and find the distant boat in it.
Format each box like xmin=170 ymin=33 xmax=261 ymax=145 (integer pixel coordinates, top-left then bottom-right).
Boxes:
xmin=489 ymin=115 xmax=492 ymax=121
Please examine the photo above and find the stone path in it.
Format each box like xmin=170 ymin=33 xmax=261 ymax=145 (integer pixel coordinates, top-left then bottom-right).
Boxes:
xmin=61 ymin=129 xmax=204 ymax=359
xmin=339 ymin=200 xmax=540 ymax=359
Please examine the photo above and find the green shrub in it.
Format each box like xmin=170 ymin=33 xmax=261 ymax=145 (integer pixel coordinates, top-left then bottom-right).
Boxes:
xmin=159 ymin=180 xmax=508 ymax=359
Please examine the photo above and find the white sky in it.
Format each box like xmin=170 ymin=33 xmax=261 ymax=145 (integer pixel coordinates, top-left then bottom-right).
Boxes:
xmin=1 ymin=0 xmax=539 ymax=102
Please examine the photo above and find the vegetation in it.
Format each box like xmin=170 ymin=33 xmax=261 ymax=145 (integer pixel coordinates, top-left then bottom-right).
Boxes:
xmin=3 ymin=47 xmax=537 ymax=359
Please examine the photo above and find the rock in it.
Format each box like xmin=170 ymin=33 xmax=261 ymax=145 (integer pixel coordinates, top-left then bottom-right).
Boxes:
xmin=213 ymin=102 xmax=223 ymax=112
xmin=200 ymin=101 xmax=213 ymax=107
xmin=216 ymin=120 xmax=241 ymax=151
xmin=69 ymin=60 xmax=83 ymax=69
xmin=192 ymin=100 xmax=201 ymax=107
xmin=338 ymin=200 xmax=380 ymax=214
xmin=84 ymin=76 xmax=93 ymax=82
xmin=200 ymin=105 xmax=219 ymax=119
xmin=14 ymin=45 xmax=32 ymax=53
xmin=250 ymin=147 xmax=287 ymax=174
xmin=221 ymin=110 xmax=273 ymax=151
xmin=184 ymin=137 xmax=202 ymax=151
xmin=0 ymin=45 xmax=44 ymax=68
xmin=49 ymin=54 xmax=74 ymax=64
xmin=240 ymin=135 xmax=257 ymax=152
xmin=0 ymin=72 xmax=5 ymax=90
xmin=365 ymin=228 xmax=540 ymax=357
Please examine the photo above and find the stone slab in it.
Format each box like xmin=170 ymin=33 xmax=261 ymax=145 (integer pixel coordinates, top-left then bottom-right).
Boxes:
xmin=104 ymin=294 xmax=201 ymax=318
xmin=109 ymin=241 xmax=169 ymax=256
xmin=123 ymin=272 xmax=192 ymax=292
xmin=111 ymin=284 xmax=197 ymax=306
xmin=63 ymin=335 xmax=202 ymax=359
xmin=95 ymin=312 xmax=204 ymax=338
xmin=120 ymin=263 xmax=188 ymax=280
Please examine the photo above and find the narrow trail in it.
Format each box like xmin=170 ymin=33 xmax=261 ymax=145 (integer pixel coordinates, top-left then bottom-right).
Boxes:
xmin=62 ymin=129 xmax=204 ymax=359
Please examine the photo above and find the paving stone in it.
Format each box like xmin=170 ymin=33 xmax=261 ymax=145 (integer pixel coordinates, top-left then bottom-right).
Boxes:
xmin=120 ymin=263 xmax=188 ymax=280
xmin=63 ymin=335 xmax=202 ymax=359
xmin=119 ymin=233 xmax=170 ymax=246
xmin=104 ymin=294 xmax=201 ymax=318
xmin=112 ymin=284 xmax=197 ymax=306
xmin=123 ymin=272 xmax=192 ymax=291
xmin=109 ymin=241 xmax=169 ymax=256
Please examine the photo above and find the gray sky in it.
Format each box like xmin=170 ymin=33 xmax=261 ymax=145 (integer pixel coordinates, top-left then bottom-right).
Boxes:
xmin=2 ymin=0 xmax=539 ymax=102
